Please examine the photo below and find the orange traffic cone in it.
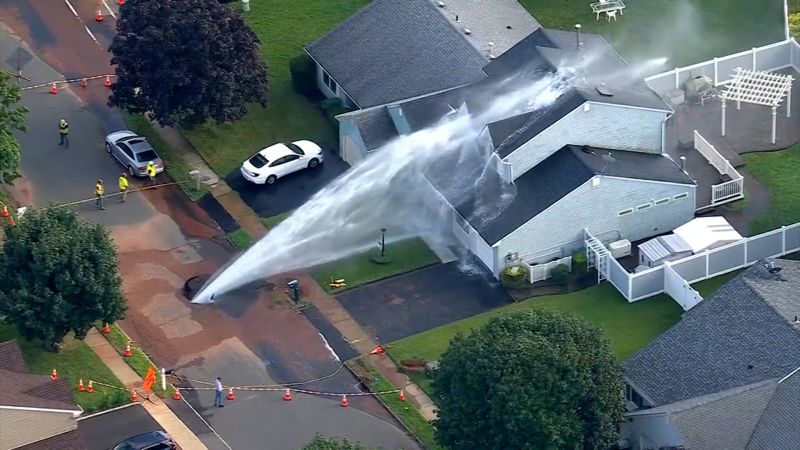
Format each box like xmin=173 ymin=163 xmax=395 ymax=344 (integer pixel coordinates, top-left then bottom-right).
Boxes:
xmin=172 ymin=391 xmax=182 ymax=400
xmin=1 ymin=206 xmax=8 ymax=218
xmin=123 ymin=342 xmax=132 ymax=357
xmin=104 ymin=76 xmax=112 ymax=88
xmin=50 ymin=368 xmax=58 ymax=381
xmin=340 ymin=395 xmax=349 ymax=407
xmin=283 ymin=389 xmax=292 ymax=401
xmin=78 ymin=378 xmax=85 ymax=391
xmin=226 ymin=387 xmax=235 ymax=401
xmin=102 ymin=324 xmax=111 ymax=334
xmin=50 ymin=83 xmax=58 ymax=94
xmin=370 ymin=345 xmax=385 ymax=355
xmin=398 ymin=390 xmax=406 ymax=401
xmin=95 ymin=9 xmax=104 ymax=22
xmin=130 ymin=389 xmax=138 ymax=402
xmin=6 ymin=214 xmax=14 ymax=227
xmin=87 ymin=381 xmax=94 ymax=393
xmin=117 ymin=0 xmax=124 ymax=4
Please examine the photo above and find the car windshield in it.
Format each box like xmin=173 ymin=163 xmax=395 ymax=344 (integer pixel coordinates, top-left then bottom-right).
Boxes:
xmin=285 ymin=143 xmax=304 ymax=155
xmin=248 ymin=153 xmax=268 ymax=169
xmin=136 ymin=150 xmax=158 ymax=163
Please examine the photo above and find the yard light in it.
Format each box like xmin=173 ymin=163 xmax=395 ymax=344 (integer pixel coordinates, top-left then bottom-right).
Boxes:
xmin=380 ymin=228 xmax=387 ymax=257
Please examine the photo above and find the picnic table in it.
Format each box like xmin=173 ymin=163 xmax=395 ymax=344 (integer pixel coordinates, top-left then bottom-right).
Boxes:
xmin=590 ymin=0 xmax=625 ymax=20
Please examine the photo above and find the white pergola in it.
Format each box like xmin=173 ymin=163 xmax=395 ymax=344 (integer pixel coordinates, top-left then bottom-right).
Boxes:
xmin=720 ymin=67 xmax=794 ymax=144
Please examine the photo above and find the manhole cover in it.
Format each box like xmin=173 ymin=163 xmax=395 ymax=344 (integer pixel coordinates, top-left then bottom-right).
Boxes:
xmin=182 ymin=275 xmax=209 ymax=301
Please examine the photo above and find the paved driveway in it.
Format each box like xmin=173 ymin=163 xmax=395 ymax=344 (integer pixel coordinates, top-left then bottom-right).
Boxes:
xmin=226 ymin=146 xmax=350 ymax=218
xmin=78 ymin=405 xmax=162 ymax=450
xmin=336 ymin=258 xmax=513 ymax=343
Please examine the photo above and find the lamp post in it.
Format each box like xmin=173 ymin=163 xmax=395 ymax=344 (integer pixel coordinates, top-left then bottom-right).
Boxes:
xmin=380 ymin=228 xmax=387 ymax=257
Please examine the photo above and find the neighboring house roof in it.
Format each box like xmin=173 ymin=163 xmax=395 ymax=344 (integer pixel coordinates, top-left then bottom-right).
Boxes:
xmin=747 ymin=368 xmax=800 ymax=450
xmin=306 ymin=0 xmax=487 ymax=108
xmin=623 ymin=260 xmax=800 ymax=407
xmin=429 ymin=0 xmax=541 ymax=57
xmin=0 ymin=340 xmax=80 ymax=412
xmin=15 ymin=430 xmax=89 ymax=450
xmin=432 ymin=144 xmax=693 ymax=244
xmin=350 ymin=106 xmax=399 ymax=151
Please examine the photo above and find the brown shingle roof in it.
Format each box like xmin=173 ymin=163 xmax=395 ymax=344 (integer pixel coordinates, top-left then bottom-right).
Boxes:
xmin=0 ymin=339 xmax=28 ymax=372
xmin=0 ymin=340 xmax=80 ymax=411
xmin=15 ymin=429 xmax=89 ymax=450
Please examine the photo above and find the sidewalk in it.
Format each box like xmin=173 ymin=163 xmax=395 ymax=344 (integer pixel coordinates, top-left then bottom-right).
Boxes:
xmin=148 ymin=124 xmax=438 ymax=421
xmin=84 ymin=329 xmax=209 ymax=450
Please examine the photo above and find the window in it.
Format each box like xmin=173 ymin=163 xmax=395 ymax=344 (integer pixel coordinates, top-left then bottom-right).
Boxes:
xmin=118 ymin=143 xmax=134 ymax=159
xmin=286 ymin=143 xmax=305 ymax=155
xmin=673 ymin=193 xmax=689 ymax=200
xmin=136 ymin=150 xmax=158 ymax=162
xmin=618 ymin=208 xmax=634 ymax=216
xmin=269 ymin=156 xmax=292 ymax=167
xmin=625 ymin=384 xmax=645 ymax=409
xmin=637 ymin=203 xmax=652 ymax=211
xmin=321 ymin=69 xmax=337 ymax=93
xmin=655 ymin=197 xmax=670 ymax=205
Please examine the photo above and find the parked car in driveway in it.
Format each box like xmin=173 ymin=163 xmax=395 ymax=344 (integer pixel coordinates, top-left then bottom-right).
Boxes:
xmin=110 ymin=430 xmax=176 ymax=450
xmin=240 ymin=140 xmax=324 ymax=185
xmin=105 ymin=131 xmax=164 ymax=177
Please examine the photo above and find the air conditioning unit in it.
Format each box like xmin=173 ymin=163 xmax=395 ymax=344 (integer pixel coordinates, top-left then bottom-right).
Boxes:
xmin=609 ymin=239 xmax=631 ymax=258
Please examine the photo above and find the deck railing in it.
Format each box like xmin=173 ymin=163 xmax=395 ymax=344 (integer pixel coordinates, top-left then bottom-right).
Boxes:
xmin=693 ymin=130 xmax=744 ymax=206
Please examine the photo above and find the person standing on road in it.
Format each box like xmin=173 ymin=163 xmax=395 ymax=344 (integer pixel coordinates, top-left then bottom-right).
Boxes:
xmin=95 ymin=179 xmax=106 ymax=210
xmin=213 ymin=377 xmax=224 ymax=408
xmin=58 ymin=118 xmax=69 ymax=148
xmin=146 ymin=161 xmax=157 ymax=186
xmin=118 ymin=173 xmax=129 ymax=203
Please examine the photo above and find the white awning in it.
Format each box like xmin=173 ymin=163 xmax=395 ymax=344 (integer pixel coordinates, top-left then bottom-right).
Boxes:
xmin=673 ymin=216 xmax=743 ymax=253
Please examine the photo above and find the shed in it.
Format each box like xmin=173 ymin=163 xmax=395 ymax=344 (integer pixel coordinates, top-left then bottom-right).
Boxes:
xmin=673 ymin=216 xmax=743 ymax=253
xmin=638 ymin=234 xmax=694 ymax=268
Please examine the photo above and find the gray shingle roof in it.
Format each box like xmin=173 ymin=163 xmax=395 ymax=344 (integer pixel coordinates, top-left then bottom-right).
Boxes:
xmin=623 ymin=260 xmax=800 ymax=407
xmin=430 ymin=144 xmax=694 ymax=244
xmin=306 ymin=0 xmax=488 ymax=108
xmin=350 ymin=107 xmax=399 ymax=150
xmin=747 ymin=369 xmax=800 ymax=450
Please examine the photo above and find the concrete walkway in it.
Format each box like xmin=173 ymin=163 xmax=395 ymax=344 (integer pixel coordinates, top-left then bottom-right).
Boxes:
xmin=147 ymin=124 xmax=438 ymax=421
xmin=84 ymin=329 xmax=209 ymax=450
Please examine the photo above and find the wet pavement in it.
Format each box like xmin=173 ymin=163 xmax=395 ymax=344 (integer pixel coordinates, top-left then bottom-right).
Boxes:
xmin=1 ymin=2 xmax=419 ymax=448
xmin=78 ymin=405 xmax=162 ymax=450
xmin=336 ymin=258 xmax=513 ymax=343
xmin=226 ymin=144 xmax=350 ymax=218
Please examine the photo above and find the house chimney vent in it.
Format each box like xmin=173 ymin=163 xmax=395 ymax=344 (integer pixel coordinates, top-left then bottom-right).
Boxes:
xmin=437 ymin=1 xmax=445 ymax=7
xmin=463 ymin=28 xmax=472 ymax=35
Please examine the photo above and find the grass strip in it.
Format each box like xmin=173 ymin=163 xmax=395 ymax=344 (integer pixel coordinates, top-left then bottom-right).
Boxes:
xmin=227 ymin=228 xmax=254 ymax=251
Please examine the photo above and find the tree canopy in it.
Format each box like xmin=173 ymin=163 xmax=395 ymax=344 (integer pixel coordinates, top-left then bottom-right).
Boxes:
xmin=0 ymin=70 xmax=28 ymax=182
xmin=433 ymin=310 xmax=625 ymax=450
xmin=0 ymin=208 xmax=126 ymax=347
xmin=300 ymin=435 xmax=371 ymax=450
xmin=109 ymin=0 xmax=268 ymax=126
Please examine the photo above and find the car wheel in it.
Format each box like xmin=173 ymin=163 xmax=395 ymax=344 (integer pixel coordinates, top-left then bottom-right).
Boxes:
xmin=265 ymin=175 xmax=277 ymax=185
xmin=128 ymin=166 xmax=135 ymax=177
xmin=105 ymin=142 xmax=112 ymax=153
xmin=308 ymin=158 xmax=320 ymax=168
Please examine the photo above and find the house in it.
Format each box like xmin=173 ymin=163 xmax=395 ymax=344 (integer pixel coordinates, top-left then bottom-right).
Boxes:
xmin=0 ymin=340 xmax=88 ymax=450
xmin=620 ymin=259 xmax=800 ymax=450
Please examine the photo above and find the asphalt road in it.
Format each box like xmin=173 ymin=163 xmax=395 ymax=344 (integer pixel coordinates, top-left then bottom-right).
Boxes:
xmin=78 ymin=405 xmax=162 ymax=450
xmin=227 ymin=144 xmax=350 ymax=218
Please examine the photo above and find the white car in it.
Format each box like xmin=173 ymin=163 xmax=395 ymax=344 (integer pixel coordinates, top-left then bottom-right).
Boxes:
xmin=240 ymin=140 xmax=324 ymax=185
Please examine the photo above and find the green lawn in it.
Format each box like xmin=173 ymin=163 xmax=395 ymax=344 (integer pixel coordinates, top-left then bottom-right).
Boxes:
xmin=182 ymin=0 xmax=369 ymax=176
xmin=0 ymin=322 xmax=128 ymax=414
xmin=99 ymin=323 xmax=176 ymax=399
xmin=124 ymin=113 xmax=206 ymax=201
xmin=261 ymin=210 xmax=293 ymax=229
xmin=227 ymin=228 xmax=254 ymax=251
xmin=519 ymin=0 xmax=785 ymax=70
xmin=389 ymin=271 xmax=740 ymax=394
xmin=744 ymin=144 xmax=800 ymax=234
xmin=310 ymin=237 xmax=440 ymax=293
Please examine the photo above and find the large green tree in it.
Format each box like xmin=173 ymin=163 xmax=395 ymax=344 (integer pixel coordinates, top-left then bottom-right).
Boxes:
xmin=433 ymin=310 xmax=624 ymax=450
xmin=0 ymin=70 xmax=28 ymax=182
xmin=300 ymin=435 xmax=371 ymax=450
xmin=0 ymin=208 xmax=126 ymax=348
xmin=109 ymin=0 xmax=268 ymax=126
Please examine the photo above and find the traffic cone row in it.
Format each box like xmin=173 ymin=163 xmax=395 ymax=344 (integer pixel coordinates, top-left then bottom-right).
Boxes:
xmin=1 ymin=206 xmax=14 ymax=226
xmin=370 ymin=345 xmax=385 ymax=355
xmin=95 ymin=9 xmax=104 ymax=22
xmin=78 ymin=378 xmax=85 ymax=392
xmin=123 ymin=342 xmax=132 ymax=357
xmin=87 ymin=381 xmax=94 ymax=393
xmin=117 ymin=0 xmax=124 ymax=4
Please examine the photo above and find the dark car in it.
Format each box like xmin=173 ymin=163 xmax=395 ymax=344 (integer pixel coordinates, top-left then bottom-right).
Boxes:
xmin=110 ymin=431 xmax=176 ymax=450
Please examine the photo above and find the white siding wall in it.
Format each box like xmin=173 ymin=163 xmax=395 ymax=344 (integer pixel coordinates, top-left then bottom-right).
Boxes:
xmin=506 ymin=103 xmax=668 ymax=181
xmin=454 ymin=213 xmax=497 ymax=275
xmin=619 ymin=414 xmax=685 ymax=450
xmin=497 ymin=177 xmax=695 ymax=263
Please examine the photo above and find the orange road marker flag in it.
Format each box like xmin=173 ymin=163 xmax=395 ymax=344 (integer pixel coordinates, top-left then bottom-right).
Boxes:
xmin=143 ymin=367 xmax=157 ymax=392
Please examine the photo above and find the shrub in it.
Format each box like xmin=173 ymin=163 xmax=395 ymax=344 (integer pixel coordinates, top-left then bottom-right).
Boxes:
xmin=572 ymin=251 xmax=588 ymax=274
xmin=789 ymin=13 xmax=800 ymax=38
xmin=549 ymin=264 xmax=570 ymax=286
xmin=320 ymin=97 xmax=342 ymax=111
xmin=501 ymin=265 xmax=528 ymax=289
xmin=289 ymin=54 xmax=318 ymax=98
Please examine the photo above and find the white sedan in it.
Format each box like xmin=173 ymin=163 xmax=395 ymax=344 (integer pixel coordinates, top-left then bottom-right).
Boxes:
xmin=240 ymin=140 xmax=324 ymax=185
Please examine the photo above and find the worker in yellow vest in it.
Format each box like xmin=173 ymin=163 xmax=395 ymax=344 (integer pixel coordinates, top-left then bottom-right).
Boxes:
xmin=58 ymin=118 xmax=69 ymax=148
xmin=146 ymin=161 xmax=157 ymax=186
xmin=118 ymin=173 xmax=129 ymax=203
xmin=95 ymin=179 xmax=105 ymax=210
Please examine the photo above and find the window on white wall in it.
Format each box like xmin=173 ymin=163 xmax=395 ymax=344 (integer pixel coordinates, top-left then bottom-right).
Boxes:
xmin=322 ymin=70 xmax=337 ymax=93
xmin=655 ymin=197 xmax=670 ymax=205
xmin=673 ymin=193 xmax=689 ymax=200
xmin=637 ymin=203 xmax=652 ymax=211
xmin=618 ymin=208 xmax=634 ymax=216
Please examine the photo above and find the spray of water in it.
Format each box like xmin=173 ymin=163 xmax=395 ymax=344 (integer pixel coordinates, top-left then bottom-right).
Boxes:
xmin=193 ymin=72 xmax=572 ymax=303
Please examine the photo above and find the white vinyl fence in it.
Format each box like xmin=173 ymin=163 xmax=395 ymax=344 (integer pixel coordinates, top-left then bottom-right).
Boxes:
xmin=693 ymin=130 xmax=744 ymax=206
xmin=664 ymin=262 xmax=703 ymax=310
xmin=594 ymin=222 xmax=800 ymax=307
xmin=523 ymin=256 xmax=573 ymax=283
xmin=645 ymin=39 xmax=800 ymax=97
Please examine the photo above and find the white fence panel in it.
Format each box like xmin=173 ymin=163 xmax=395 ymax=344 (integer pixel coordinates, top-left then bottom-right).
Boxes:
xmin=746 ymin=229 xmax=785 ymax=263
xmin=785 ymin=223 xmax=800 ymax=252
xmin=755 ymin=42 xmax=793 ymax=72
xmin=669 ymin=253 xmax=708 ymax=283
xmin=607 ymin=257 xmax=630 ymax=298
xmin=629 ymin=266 xmax=665 ymax=301
xmin=528 ymin=256 xmax=572 ymax=283
xmin=664 ymin=263 xmax=703 ymax=311
xmin=707 ymin=241 xmax=746 ymax=274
